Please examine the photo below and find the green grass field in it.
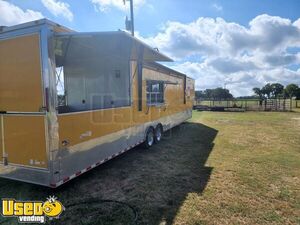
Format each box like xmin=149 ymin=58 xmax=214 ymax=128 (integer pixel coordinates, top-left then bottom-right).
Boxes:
xmin=0 ymin=111 xmax=299 ymax=225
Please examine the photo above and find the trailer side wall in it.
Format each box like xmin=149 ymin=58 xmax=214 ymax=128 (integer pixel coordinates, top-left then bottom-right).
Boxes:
xmin=54 ymin=62 xmax=192 ymax=184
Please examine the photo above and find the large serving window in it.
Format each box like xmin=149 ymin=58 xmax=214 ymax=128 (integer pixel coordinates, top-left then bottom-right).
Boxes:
xmin=54 ymin=32 xmax=172 ymax=114
xmin=54 ymin=33 xmax=132 ymax=113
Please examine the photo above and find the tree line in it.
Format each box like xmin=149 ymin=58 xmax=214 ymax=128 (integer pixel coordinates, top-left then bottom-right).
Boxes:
xmin=195 ymin=83 xmax=300 ymax=100
xmin=196 ymin=88 xmax=233 ymax=100
xmin=253 ymin=83 xmax=300 ymax=99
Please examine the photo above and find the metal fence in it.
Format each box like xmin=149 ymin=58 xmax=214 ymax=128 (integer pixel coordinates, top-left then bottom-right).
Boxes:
xmin=194 ymin=98 xmax=297 ymax=111
xmin=292 ymin=100 xmax=300 ymax=108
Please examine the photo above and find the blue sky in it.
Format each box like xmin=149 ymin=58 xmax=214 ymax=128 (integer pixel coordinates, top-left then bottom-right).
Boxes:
xmin=1 ymin=0 xmax=300 ymax=96
xmin=7 ymin=0 xmax=300 ymax=35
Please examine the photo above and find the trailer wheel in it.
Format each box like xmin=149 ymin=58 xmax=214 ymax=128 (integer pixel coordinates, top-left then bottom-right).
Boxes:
xmin=143 ymin=127 xmax=155 ymax=149
xmin=154 ymin=124 xmax=163 ymax=143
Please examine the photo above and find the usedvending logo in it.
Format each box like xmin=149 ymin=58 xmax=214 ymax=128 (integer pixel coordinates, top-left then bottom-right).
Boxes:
xmin=1 ymin=196 xmax=65 ymax=223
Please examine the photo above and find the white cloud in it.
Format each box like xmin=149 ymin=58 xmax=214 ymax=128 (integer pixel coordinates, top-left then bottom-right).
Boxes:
xmin=170 ymin=61 xmax=300 ymax=96
xmin=294 ymin=18 xmax=300 ymax=28
xmin=139 ymin=14 xmax=300 ymax=96
xmin=0 ymin=0 xmax=43 ymax=26
xmin=91 ymin=0 xmax=146 ymax=12
xmin=41 ymin=0 xmax=73 ymax=22
xmin=207 ymin=57 xmax=258 ymax=74
xmin=263 ymin=53 xmax=300 ymax=67
xmin=141 ymin=15 xmax=300 ymax=59
xmin=212 ymin=3 xmax=223 ymax=12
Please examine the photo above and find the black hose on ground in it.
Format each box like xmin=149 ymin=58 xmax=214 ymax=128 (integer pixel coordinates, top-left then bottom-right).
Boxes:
xmin=65 ymin=198 xmax=138 ymax=225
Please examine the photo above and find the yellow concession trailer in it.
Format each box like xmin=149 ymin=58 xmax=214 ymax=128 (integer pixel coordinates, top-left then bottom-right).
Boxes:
xmin=0 ymin=19 xmax=195 ymax=187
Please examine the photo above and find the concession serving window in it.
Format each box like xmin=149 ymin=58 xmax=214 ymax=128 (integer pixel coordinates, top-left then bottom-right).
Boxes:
xmin=54 ymin=31 xmax=172 ymax=113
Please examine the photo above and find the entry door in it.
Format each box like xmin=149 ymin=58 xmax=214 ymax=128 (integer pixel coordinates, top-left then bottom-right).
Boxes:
xmin=0 ymin=33 xmax=48 ymax=169
xmin=2 ymin=115 xmax=48 ymax=168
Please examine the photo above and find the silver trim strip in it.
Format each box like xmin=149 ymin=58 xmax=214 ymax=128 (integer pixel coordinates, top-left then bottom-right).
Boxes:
xmin=0 ymin=113 xmax=45 ymax=116
xmin=0 ymin=112 xmax=45 ymax=115
xmin=3 ymin=163 xmax=50 ymax=172
xmin=58 ymin=106 xmax=132 ymax=116
xmin=40 ymin=25 xmax=51 ymax=173
xmin=1 ymin=115 xmax=5 ymax=161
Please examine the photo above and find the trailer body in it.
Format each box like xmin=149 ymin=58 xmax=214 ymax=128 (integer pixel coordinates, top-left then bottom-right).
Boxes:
xmin=0 ymin=20 xmax=195 ymax=187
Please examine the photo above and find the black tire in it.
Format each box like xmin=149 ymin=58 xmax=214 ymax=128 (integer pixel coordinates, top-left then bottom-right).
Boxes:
xmin=143 ymin=127 xmax=155 ymax=149
xmin=154 ymin=124 xmax=163 ymax=144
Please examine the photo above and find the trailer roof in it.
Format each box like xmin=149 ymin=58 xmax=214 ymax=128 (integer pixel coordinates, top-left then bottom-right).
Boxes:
xmin=0 ymin=18 xmax=73 ymax=34
xmin=0 ymin=19 xmax=172 ymax=62
xmin=55 ymin=31 xmax=173 ymax=62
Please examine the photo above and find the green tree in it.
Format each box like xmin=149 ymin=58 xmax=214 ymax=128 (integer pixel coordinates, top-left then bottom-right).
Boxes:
xmin=284 ymin=84 xmax=300 ymax=98
xmin=271 ymin=83 xmax=284 ymax=98
xmin=195 ymin=90 xmax=204 ymax=99
xmin=204 ymin=89 xmax=213 ymax=99
xmin=253 ymin=87 xmax=263 ymax=99
xmin=211 ymin=88 xmax=233 ymax=100
xmin=261 ymin=83 xmax=273 ymax=98
xmin=195 ymin=88 xmax=233 ymax=100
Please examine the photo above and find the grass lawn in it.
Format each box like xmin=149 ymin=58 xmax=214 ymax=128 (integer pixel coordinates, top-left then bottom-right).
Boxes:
xmin=0 ymin=111 xmax=299 ymax=225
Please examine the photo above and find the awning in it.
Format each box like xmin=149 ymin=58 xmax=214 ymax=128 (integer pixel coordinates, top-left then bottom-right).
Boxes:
xmin=54 ymin=31 xmax=173 ymax=67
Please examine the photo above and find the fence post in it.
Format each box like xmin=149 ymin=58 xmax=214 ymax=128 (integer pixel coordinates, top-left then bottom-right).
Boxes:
xmin=264 ymin=100 xmax=266 ymax=111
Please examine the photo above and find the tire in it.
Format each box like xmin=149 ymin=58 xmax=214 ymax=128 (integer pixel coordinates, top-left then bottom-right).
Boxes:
xmin=154 ymin=124 xmax=163 ymax=144
xmin=143 ymin=127 xmax=155 ymax=149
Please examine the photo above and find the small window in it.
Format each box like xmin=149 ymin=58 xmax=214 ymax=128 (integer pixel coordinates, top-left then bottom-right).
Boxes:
xmin=146 ymin=81 xmax=164 ymax=105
